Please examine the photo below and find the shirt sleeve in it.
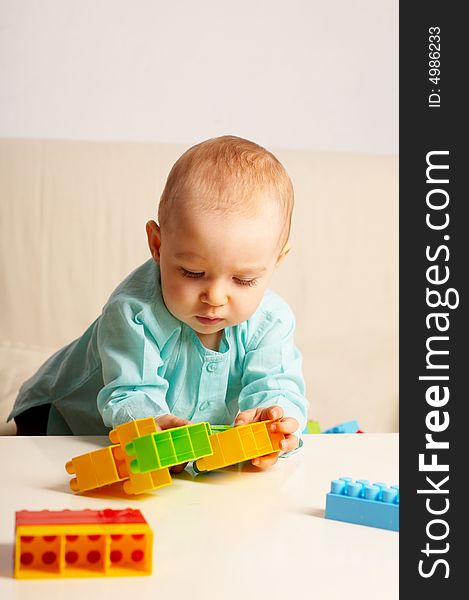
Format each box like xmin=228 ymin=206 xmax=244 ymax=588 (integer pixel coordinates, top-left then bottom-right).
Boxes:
xmin=238 ymin=299 xmax=309 ymax=447
xmin=96 ymin=300 xmax=171 ymax=428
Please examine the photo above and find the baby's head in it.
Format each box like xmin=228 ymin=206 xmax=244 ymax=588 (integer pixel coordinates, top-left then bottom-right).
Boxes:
xmin=147 ymin=135 xmax=294 ymax=348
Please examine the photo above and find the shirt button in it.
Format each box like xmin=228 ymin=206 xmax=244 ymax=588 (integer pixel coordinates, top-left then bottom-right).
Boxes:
xmin=199 ymin=401 xmax=211 ymax=411
xmin=206 ymin=362 xmax=217 ymax=372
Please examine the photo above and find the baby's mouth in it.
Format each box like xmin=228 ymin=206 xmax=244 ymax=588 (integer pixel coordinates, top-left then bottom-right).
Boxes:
xmin=196 ymin=315 xmax=224 ymax=325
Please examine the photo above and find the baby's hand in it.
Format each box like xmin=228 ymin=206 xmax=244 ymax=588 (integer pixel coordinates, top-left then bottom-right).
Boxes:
xmin=234 ymin=406 xmax=299 ymax=469
xmin=155 ymin=414 xmax=191 ymax=473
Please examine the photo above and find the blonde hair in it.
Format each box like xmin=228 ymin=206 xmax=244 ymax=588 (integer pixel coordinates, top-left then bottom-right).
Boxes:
xmin=158 ymin=135 xmax=294 ymax=249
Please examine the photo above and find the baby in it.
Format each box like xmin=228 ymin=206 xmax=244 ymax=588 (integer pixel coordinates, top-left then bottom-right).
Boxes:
xmin=9 ymin=135 xmax=308 ymax=469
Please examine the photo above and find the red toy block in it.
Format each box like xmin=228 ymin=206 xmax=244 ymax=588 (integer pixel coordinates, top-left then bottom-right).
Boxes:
xmin=16 ymin=508 xmax=147 ymax=527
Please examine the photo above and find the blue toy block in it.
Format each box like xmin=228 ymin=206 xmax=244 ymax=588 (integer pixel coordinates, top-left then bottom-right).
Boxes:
xmin=325 ymin=477 xmax=399 ymax=531
xmin=323 ymin=420 xmax=359 ymax=434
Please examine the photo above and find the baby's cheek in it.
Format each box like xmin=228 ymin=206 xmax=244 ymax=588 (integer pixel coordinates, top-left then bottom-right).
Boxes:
xmin=235 ymin=289 xmax=266 ymax=321
xmin=163 ymin=280 xmax=191 ymax=310
xmin=179 ymin=285 xmax=196 ymax=306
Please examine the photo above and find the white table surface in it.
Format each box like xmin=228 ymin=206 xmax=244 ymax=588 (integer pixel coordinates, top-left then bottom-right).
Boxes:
xmin=0 ymin=433 xmax=399 ymax=599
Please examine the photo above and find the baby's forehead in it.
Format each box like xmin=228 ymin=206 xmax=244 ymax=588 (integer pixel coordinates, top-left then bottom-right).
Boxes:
xmin=176 ymin=187 xmax=281 ymax=219
xmin=162 ymin=203 xmax=284 ymax=265
xmin=165 ymin=203 xmax=280 ymax=237
xmin=174 ymin=246 xmax=269 ymax=273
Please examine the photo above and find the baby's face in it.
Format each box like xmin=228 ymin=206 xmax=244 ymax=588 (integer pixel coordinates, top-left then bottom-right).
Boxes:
xmin=148 ymin=200 xmax=286 ymax=347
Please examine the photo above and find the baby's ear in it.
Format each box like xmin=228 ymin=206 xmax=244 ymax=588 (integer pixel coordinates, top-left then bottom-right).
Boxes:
xmin=275 ymin=241 xmax=291 ymax=267
xmin=146 ymin=220 xmax=162 ymax=262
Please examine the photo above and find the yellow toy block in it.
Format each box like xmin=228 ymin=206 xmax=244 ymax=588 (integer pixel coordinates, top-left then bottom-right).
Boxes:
xmin=109 ymin=418 xmax=172 ymax=494
xmin=65 ymin=445 xmax=128 ymax=492
xmin=15 ymin=509 xmax=152 ymax=578
xmin=194 ymin=420 xmax=285 ymax=472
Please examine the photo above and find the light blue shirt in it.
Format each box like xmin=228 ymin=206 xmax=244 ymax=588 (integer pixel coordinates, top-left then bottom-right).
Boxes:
xmin=9 ymin=260 xmax=308 ymax=440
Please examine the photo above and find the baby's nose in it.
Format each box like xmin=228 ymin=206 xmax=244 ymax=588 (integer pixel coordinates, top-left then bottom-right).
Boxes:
xmin=201 ymin=283 xmax=228 ymax=306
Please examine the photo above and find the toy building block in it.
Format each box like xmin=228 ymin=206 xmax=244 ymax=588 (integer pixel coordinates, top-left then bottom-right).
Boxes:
xmin=323 ymin=420 xmax=360 ymax=434
xmin=325 ymin=477 xmax=399 ymax=531
xmin=194 ymin=420 xmax=285 ymax=472
xmin=303 ymin=420 xmax=321 ymax=434
xmin=65 ymin=435 xmax=171 ymax=495
xmin=65 ymin=445 xmax=128 ymax=493
xmin=109 ymin=417 xmax=172 ymax=494
xmin=210 ymin=424 xmax=233 ymax=433
xmin=15 ymin=508 xmax=153 ymax=579
xmin=126 ymin=422 xmax=213 ymax=474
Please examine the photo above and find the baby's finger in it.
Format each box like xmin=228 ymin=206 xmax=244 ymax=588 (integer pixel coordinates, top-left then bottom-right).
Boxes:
xmin=269 ymin=417 xmax=298 ymax=435
xmin=156 ymin=414 xmax=191 ymax=430
xmin=252 ymin=452 xmax=279 ymax=469
xmin=234 ymin=408 xmax=257 ymax=426
xmin=263 ymin=406 xmax=284 ymax=422
xmin=279 ymin=434 xmax=299 ymax=454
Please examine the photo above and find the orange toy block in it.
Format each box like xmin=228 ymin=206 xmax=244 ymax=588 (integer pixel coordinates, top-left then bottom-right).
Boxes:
xmin=109 ymin=418 xmax=172 ymax=494
xmin=195 ymin=420 xmax=285 ymax=472
xmin=65 ymin=445 xmax=128 ymax=493
xmin=15 ymin=509 xmax=153 ymax=578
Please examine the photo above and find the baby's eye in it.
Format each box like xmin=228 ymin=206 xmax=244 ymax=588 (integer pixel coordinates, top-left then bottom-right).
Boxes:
xmin=234 ymin=277 xmax=258 ymax=287
xmin=180 ymin=268 xmax=204 ymax=279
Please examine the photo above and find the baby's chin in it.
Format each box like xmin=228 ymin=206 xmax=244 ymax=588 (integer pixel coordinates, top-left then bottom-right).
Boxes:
xmin=189 ymin=322 xmax=226 ymax=334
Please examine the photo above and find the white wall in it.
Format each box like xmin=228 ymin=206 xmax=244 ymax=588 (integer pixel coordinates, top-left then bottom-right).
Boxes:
xmin=0 ymin=0 xmax=398 ymax=154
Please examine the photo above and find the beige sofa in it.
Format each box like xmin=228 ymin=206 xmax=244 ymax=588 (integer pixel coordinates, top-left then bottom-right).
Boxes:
xmin=0 ymin=139 xmax=398 ymax=435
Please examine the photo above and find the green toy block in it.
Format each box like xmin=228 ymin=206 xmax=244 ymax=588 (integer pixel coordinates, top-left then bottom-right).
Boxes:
xmin=306 ymin=420 xmax=321 ymax=434
xmin=209 ymin=425 xmax=233 ymax=433
xmin=125 ymin=422 xmax=213 ymax=474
